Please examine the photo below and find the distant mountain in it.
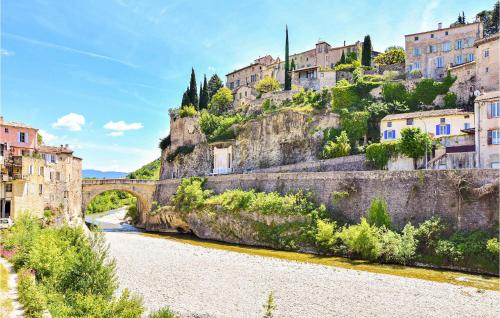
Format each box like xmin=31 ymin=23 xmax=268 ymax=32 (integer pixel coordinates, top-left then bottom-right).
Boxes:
xmin=82 ymin=169 xmax=128 ymax=179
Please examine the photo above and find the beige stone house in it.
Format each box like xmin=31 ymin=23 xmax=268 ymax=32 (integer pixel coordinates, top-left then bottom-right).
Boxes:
xmin=225 ymin=55 xmax=277 ymax=92
xmin=405 ymin=21 xmax=483 ymax=79
xmin=475 ymin=90 xmax=500 ymax=168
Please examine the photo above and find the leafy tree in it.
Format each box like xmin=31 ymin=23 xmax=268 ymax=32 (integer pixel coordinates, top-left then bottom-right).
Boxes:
xmin=340 ymin=109 xmax=369 ymax=144
xmin=398 ymin=127 xmax=432 ymax=169
xmin=207 ymin=74 xmax=223 ymax=99
xmin=373 ymin=47 xmax=405 ymax=65
xmin=321 ymin=131 xmax=351 ymax=159
xmin=366 ymin=197 xmax=392 ymax=228
xmin=361 ymin=35 xmax=372 ymax=66
xmin=208 ymin=87 xmax=234 ymax=115
xmin=284 ymin=25 xmax=291 ymax=91
xmin=199 ymin=75 xmax=209 ymax=109
xmin=382 ymin=82 xmax=408 ymax=103
xmin=477 ymin=2 xmax=499 ymax=36
xmin=37 ymin=133 xmax=43 ymax=145
xmin=365 ymin=141 xmax=399 ymax=169
xmin=443 ymin=92 xmax=457 ymax=108
xmin=255 ymin=76 xmax=281 ymax=94
xmin=188 ymin=68 xmax=198 ymax=107
xmin=339 ymin=50 xmax=346 ymax=64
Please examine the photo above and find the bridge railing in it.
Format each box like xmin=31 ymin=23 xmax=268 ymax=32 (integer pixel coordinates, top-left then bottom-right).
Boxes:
xmin=82 ymin=179 xmax=158 ymax=185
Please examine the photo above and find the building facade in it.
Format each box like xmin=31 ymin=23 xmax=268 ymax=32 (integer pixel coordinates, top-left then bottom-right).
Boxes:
xmin=0 ymin=117 xmax=39 ymax=156
xmin=475 ymin=91 xmax=500 ymax=169
xmin=405 ymin=21 xmax=483 ymax=79
xmin=474 ymin=34 xmax=499 ymax=93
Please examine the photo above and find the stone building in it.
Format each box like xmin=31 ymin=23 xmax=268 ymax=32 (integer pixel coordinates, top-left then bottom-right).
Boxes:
xmin=0 ymin=119 xmax=82 ymax=226
xmin=225 ymin=55 xmax=277 ymax=92
xmin=405 ymin=21 xmax=483 ymax=79
xmin=0 ymin=116 xmax=39 ymax=156
xmin=474 ymin=90 xmax=500 ymax=168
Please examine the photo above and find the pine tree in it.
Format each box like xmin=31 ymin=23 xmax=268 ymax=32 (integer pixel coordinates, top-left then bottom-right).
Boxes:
xmin=340 ymin=51 xmax=346 ymax=64
xmin=284 ymin=25 xmax=291 ymax=91
xmin=462 ymin=11 xmax=466 ymax=23
xmin=188 ymin=68 xmax=198 ymax=106
xmin=199 ymin=75 xmax=209 ymax=110
xmin=181 ymin=87 xmax=190 ymax=106
xmin=207 ymin=74 xmax=223 ymax=99
xmin=361 ymin=35 xmax=372 ymax=67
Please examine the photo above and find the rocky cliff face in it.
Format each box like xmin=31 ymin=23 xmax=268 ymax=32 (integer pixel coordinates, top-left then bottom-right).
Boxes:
xmin=160 ymin=110 xmax=340 ymax=179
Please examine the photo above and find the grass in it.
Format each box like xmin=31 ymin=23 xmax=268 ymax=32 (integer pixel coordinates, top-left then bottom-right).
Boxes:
xmin=0 ymin=264 xmax=13 ymax=318
xmin=141 ymin=232 xmax=500 ymax=291
xmin=0 ymin=298 xmax=13 ymax=318
xmin=0 ymin=264 xmax=8 ymax=292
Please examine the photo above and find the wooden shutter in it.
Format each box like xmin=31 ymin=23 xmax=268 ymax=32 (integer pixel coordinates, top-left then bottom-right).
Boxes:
xmin=487 ymin=130 xmax=492 ymax=145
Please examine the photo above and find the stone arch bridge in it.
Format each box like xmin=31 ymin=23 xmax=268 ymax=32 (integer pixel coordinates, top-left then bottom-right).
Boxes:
xmin=82 ymin=179 xmax=158 ymax=216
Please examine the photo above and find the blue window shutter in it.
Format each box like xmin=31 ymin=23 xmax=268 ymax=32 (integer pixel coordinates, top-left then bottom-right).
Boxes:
xmin=435 ymin=125 xmax=440 ymax=135
xmin=446 ymin=124 xmax=450 ymax=135
xmin=384 ymin=130 xmax=387 ymax=139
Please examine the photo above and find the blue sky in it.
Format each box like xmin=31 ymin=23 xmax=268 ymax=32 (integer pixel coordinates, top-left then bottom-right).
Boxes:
xmin=1 ymin=0 xmax=493 ymax=172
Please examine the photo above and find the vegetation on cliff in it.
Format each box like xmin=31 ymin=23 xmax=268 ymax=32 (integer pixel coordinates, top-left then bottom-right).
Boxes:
xmin=127 ymin=158 xmax=161 ymax=180
xmin=167 ymin=177 xmax=500 ymax=274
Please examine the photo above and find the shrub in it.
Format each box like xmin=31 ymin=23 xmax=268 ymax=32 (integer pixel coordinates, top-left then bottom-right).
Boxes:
xmin=159 ymin=135 xmax=171 ymax=150
xmin=382 ymin=82 xmax=408 ymax=103
xmin=171 ymin=177 xmax=212 ymax=212
xmin=208 ymin=87 xmax=233 ymax=115
xmin=373 ymin=47 xmax=405 ymax=65
xmin=126 ymin=205 xmax=139 ymax=223
xmin=379 ymin=224 xmax=417 ymax=264
xmin=366 ymin=197 xmax=392 ymax=228
xmin=339 ymin=218 xmax=381 ymax=261
xmin=255 ymin=76 xmax=281 ymax=94
xmin=262 ymin=291 xmax=277 ymax=318
xmin=443 ymin=92 xmax=457 ymax=108
xmin=332 ymin=81 xmax=361 ymax=111
xmin=339 ymin=109 xmax=369 ymax=143
xmin=365 ymin=141 xmax=399 ymax=169
xmin=486 ymin=237 xmax=499 ymax=254
xmin=149 ymin=308 xmax=177 ymax=318
xmin=398 ymin=127 xmax=432 ymax=168
xmin=321 ymin=131 xmax=351 ymax=159
xmin=409 ymin=69 xmax=422 ymax=77
xmin=178 ymin=105 xmax=197 ymax=118
xmin=415 ymin=216 xmax=445 ymax=252
xmin=262 ymin=99 xmax=278 ymax=113
xmin=315 ymin=219 xmax=338 ymax=253
xmin=205 ymin=189 xmax=255 ymax=213
xmin=18 ymin=270 xmax=47 ymax=318
xmin=291 ymin=88 xmax=331 ymax=110
xmin=166 ymin=145 xmax=195 ymax=162
xmin=435 ymin=240 xmax=463 ymax=263
xmin=198 ymin=110 xmax=245 ymax=142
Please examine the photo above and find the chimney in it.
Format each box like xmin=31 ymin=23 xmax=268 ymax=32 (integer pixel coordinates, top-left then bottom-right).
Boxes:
xmin=65 ymin=144 xmax=69 ymax=149
xmin=343 ymin=40 xmax=346 ymax=46
xmin=438 ymin=22 xmax=442 ymax=30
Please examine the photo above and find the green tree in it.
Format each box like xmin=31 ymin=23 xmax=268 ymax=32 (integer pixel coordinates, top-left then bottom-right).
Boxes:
xmin=340 ymin=109 xmax=369 ymax=145
xmin=477 ymin=2 xmax=499 ymax=36
xmin=321 ymin=131 xmax=351 ymax=159
xmin=207 ymin=74 xmax=223 ymax=100
xmin=290 ymin=59 xmax=295 ymax=71
xmin=361 ymin=35 xmax=372 ymax=66
xmin=181 ymin=87 xmax=190 ymax=106
xmin=373 ymin=47 xmax=405 ymax=65
xmin=37 ymin=133 xmax=43 ymax=145
xmin=398 ymin=127 xmax=432 ymax=169
xmin=284 ymin=25 xmax=291 ymax=91
xmin=339 ymin=50 xmax=346 ymax=64
xmin=255 ymin=76 xmax=281 ymax=94
xmin=208 ymin=87 xmax=234 ymax=115
xmin=199 ymin=75 xmax=209 ymax=110
xmin=188 ymin=68 xmax=198 ymax=107
xmin=366 ymin=197 xmax=392 ymax=228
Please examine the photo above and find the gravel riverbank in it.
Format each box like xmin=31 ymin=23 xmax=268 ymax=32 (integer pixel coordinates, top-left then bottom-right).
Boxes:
xmin=105 ymin=231 xmax=500 ymax=318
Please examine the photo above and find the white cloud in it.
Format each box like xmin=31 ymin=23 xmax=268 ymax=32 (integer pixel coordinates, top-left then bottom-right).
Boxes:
xmin=0 ymin=49 xmax=14 ymax=56
xmin=38 ymin=129 xmax=56 ymax=143
xmin=103 ymin=120 xmax=143 ymax=131
xmin=109 ymin=131 xmax=124 ymax=137
xmin=52 ymin=113 xmax=86 ymax=131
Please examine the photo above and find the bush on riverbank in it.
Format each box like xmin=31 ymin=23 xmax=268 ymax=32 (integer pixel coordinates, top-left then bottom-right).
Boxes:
xmin=170 ymin=177 xmax=500 ymax=274
xmin=0 ymin=215 xmax=176 ymax=317
xmin=86 ymin=190 xmax=137 ymax=214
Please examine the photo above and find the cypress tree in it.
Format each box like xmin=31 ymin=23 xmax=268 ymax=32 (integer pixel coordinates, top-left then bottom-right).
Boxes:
xmin=188 ymin=68 xmax=198 ymax=106
xmin=284 ymin=25 xmax=291 ymax=91
xmin=198 ymin=82 xmax=203 ymax=110
xmin=361 ymin=35 xmax=372 ymax=67
xmin=181 ymin=87 xmax=190 ymax=106
xmin=199 ymin=75 xmax=209 ymax=109
xmin=207 ymin=74 xmax=223 ymax=99
xmin=340 ymin=51 xmax=346 ymax=64
xmin=462 ymin=11 xmax=466 ymax=23
xmin=290 ymin=59 xmax=295 ymax=71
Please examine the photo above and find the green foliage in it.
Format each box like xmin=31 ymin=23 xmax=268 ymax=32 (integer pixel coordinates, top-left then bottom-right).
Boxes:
xmin=382 ymin=82 xmax=408 ymax=103
xmin=178 ymin=105 xmax=198 ymax=118
xmin=365 ymin=141 xmax=399 ymax=169
xmin=315 ymin=219 xmax=338 ymax=253
xmin=188 ymin=68 xmax=198 ymax=108
xmin=199 ymin=75 xmax=209 ymax=110
xmin=171 ymin=177 xmax=212 ymax=212
xmin=263 ymin=291 xmax=277 ymax=318
xmin=373 ymin=47 xmax=405 ymax=65
xmin=331 ymin=191 xmax=349 ymax=204
xmin=86 ymin=190 xmax=137 ymax=214
xmin=443 ymin=92 xmax=457 ymax=108
xmin=284 ymin=26 xmax=291 ymax=91
xmin=339 ymin=218 xmax=381 ymax=261
xmin=332 ymin=81 xmax=361 ymax=111
xmin=208 ymin=87 xmax=234 ymax=115
xmin=37 ymin=133 xmax=43 ymax=145
xmin=398 ymin=127 xmax=432 ymax=163
xmin=291 ymin=87 xmax=332 ymax=111
xmin=159 ymin=135 xmax=171 ymax=150
xmin=205 ymin=189 xmax=256 ymax=213
xmin=321 ymin=131 xmax=351 ymax=159
xmin=477 ymin=2 xmax=499 ymax=37
xmin=323 ymin=127 xmax=341 ymax=144
xmin=148 ymin=308 xmax=177 ymax=318
xmin=378 ymin=224 xmax=417 ymax=264
xmin=128 ymin=158 xmax=161 ymax=180
xmin=414 ymin=216 xmax=446 ymax=253
xmin=406 ymin=73 xmax=456 ymax=109
xmin=366 ymin=197 xmax=392 ymax=228
xmin=486 ymin=237 xmax=499 ymax=254
xmin=126 ymin=205 xmax=139 ymax=223
xmin=207 ymin=74 xmax=224 ymax=100
xmin=18 ymin=270 xmax=47 ymax=318
xmin=361 ymin=35 xmax=372 ymax=66
xmin=166 ymin=145 xmax=195 ymax=162
xmin=199 ymin=110 xmax=245 ymax=142
xmin=255 ymin=76 xmax=281 ymax=94
xmin=340 ymin=109 xmax=369 ymax=143
xmin=262 ymin=99 xmax=278 ymax=113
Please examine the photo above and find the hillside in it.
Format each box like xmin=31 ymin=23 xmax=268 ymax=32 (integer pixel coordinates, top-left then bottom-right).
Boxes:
xmin=82 ymin=169 xmax=128 ymax=179
xmin=127 ymin=158 xmax=161 ymax=180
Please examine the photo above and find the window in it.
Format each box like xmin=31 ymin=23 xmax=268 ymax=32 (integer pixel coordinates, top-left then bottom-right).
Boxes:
xmin=466 ymin=53 xmax=474 ymax=62
xmin=455 ymin=55 xmax=463 ymax=65
xmin=486 ymin=67 xmax=489 ymax=73
xmin=413 ymin=47 xmax=421 ymax=56
xmin=428 ymin=45 xmax=437 ymax=53
xmin=250 ymin=74 xmax=257 ymax=82
xmin=442 ymin=42 xmax=451 ymax=52
xmin=56 ymin=172 xmax=61 ymax=181
xmin=384 ymin=130 xmax=396 ymax=140
xmin=490 ymin=102 xmax=500 ymax=117
xmin=39 ymin=166 xmax=44 ymax=176
xmin=414 ymin=36 xmax=419 ymax=41
xmin=436 ymin=56 xmax=444 ymax=68
xmin=39 ymin=184 xmax=43 ymax=195
xmin=235 ymin=80 xmax=240 ymax=87
xmin=229 ymin=82 xmax=234 ymax=89
xmin=387 ymin=122 xmax=392 ymax=127
xmin=484 ymin=49 xmax=490 ymax=58
xmin=466 ymin=37 xmax=474 ymax=47
xmin=436 ymin=124 xmax=450 ymax=135
xmin=19 ymin=132 xmax=26 ymax=143
xmin=29 ymin=165 xmax=33 ymax=175
xmin=455 ymin=39 xmax=463 ymax=49
xmin=406 ymin=118 xmax=414 ymax=125
xmin=64 ymin=191 xmax=69 ymax=198
xmin=430 ymin=34 xmax=434 ymax=38
xmin=5 ymin=184 xmax=12 ymax=192
xmin=440 ymin=118 xmax=446 ymax=123
xmin=445 ymin=31 xmax=449 ymax=35
xmin=50 ymin=172 xmax=54 ymax=180
xmin=489 ymin=130 xmax=500 ymax=145
xmin=414 ymin=62 xmax=421 ymax=69
xmin=464 ymin=123 xmax=471 ymax=129
xmin=4 ymin=128 xmax=8 ymax=133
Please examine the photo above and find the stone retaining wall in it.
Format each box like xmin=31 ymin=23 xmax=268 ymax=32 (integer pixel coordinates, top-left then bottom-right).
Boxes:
xmin=153 ymin=169 xmax=499 ymax=231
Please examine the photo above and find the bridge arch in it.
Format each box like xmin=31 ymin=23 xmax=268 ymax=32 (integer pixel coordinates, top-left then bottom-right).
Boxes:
xmin=82 ymin=179 xmax=157 ymax=222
